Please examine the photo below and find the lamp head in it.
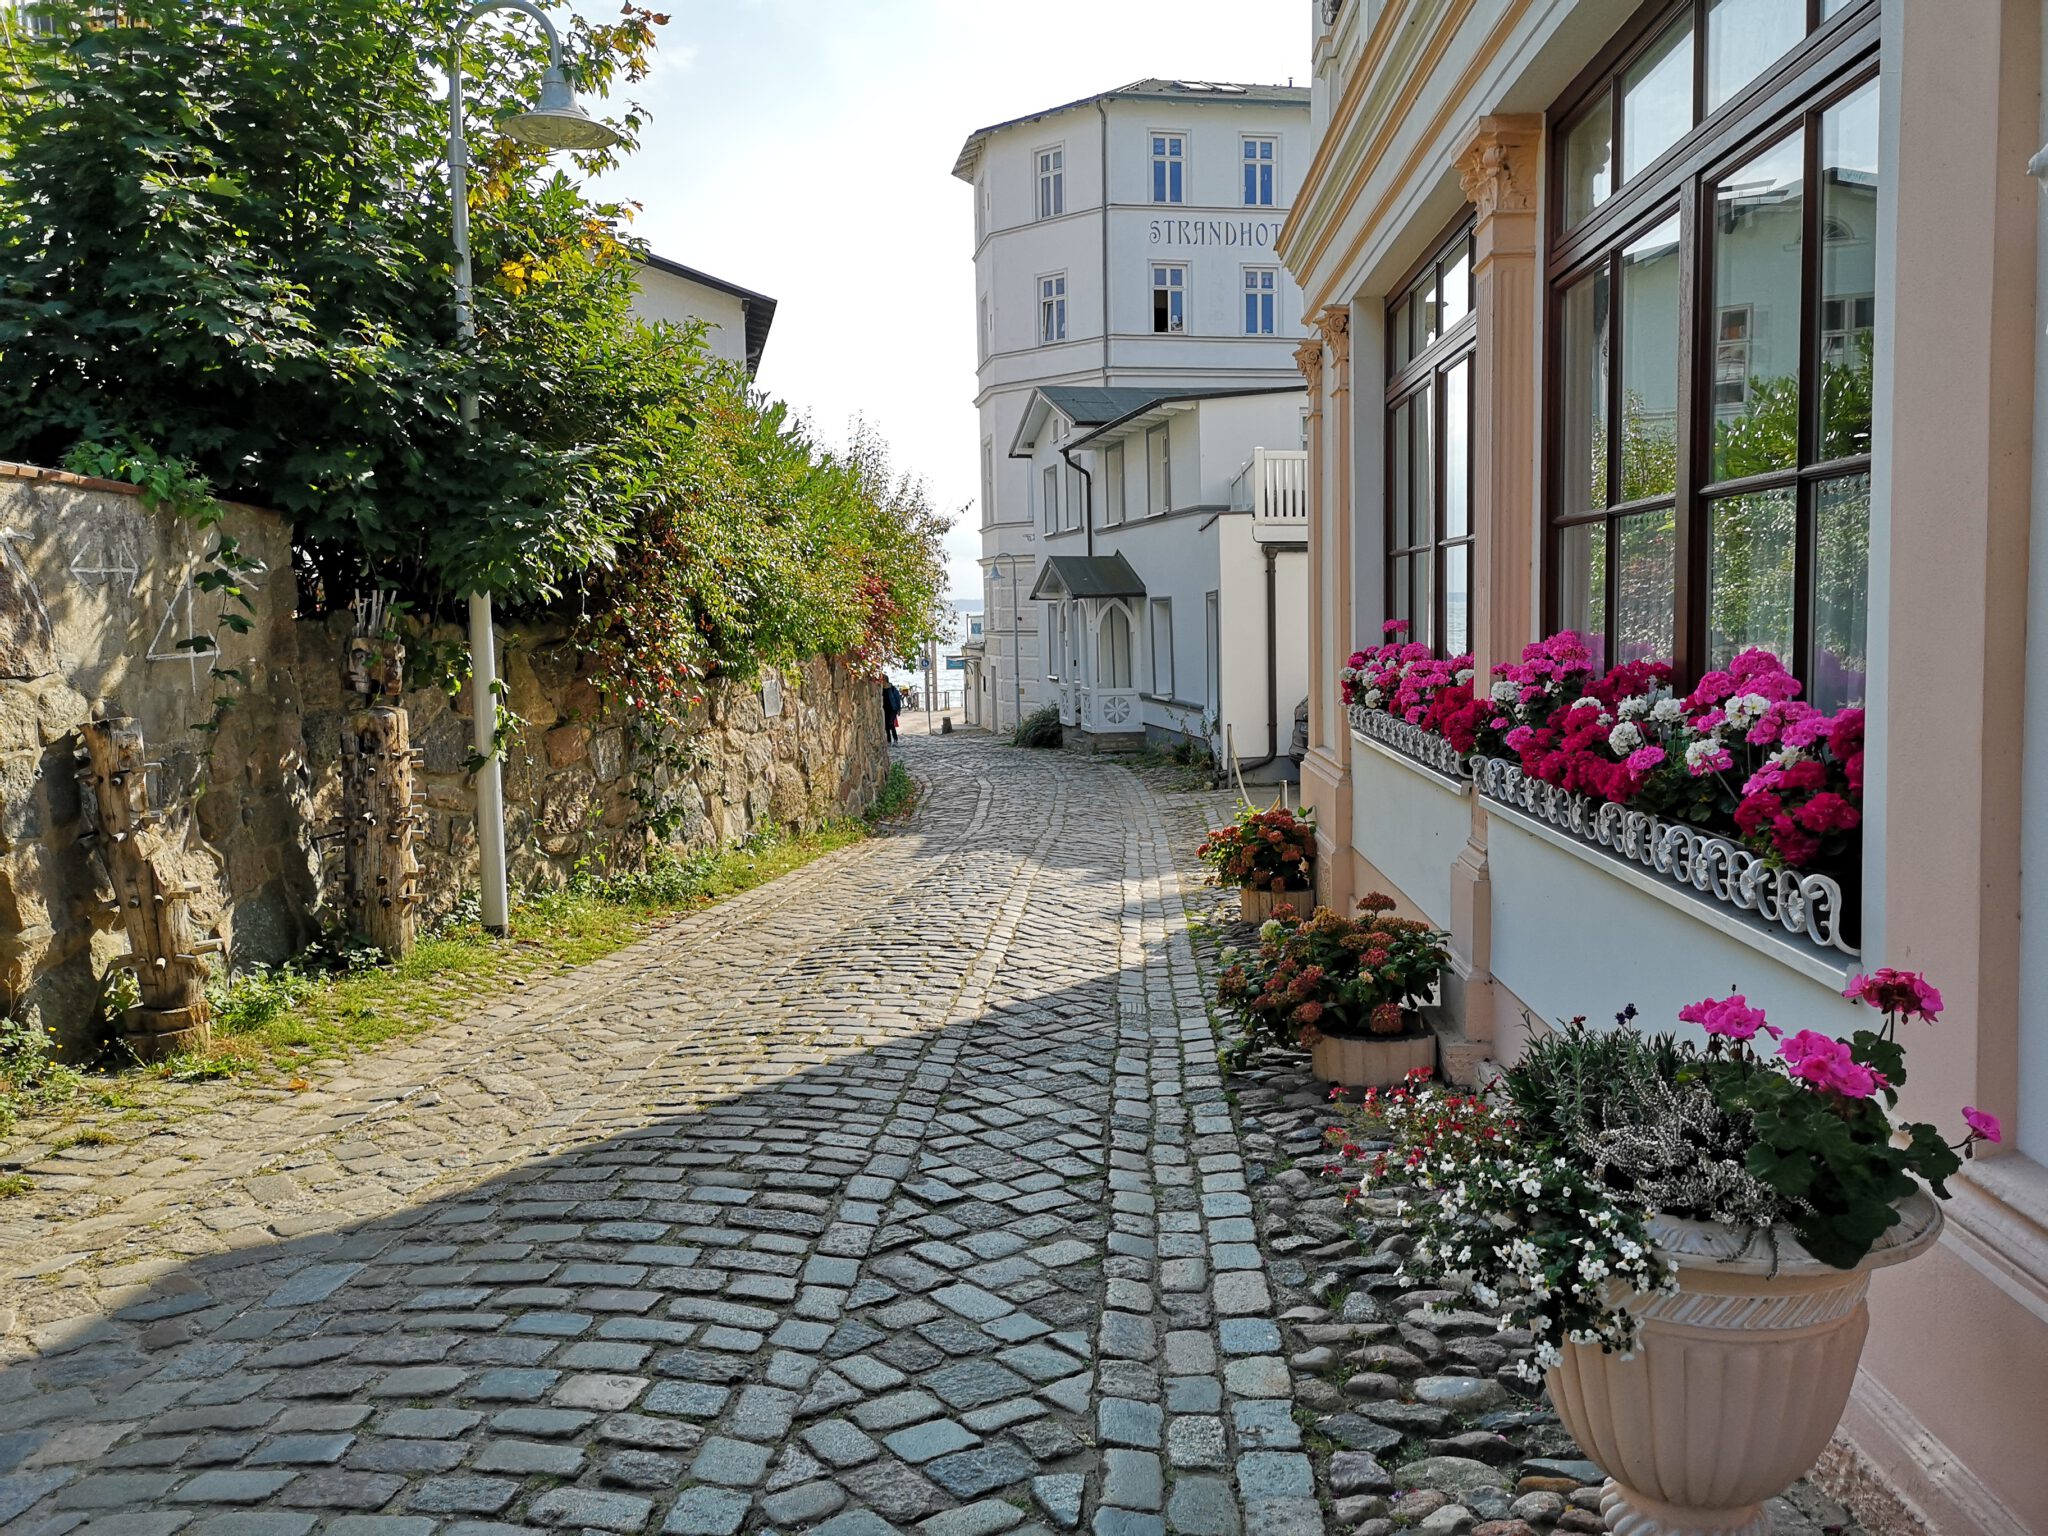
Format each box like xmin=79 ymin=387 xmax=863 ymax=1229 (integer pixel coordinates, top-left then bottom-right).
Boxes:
xmin=500 ymin=68 xmax=623 ymax=151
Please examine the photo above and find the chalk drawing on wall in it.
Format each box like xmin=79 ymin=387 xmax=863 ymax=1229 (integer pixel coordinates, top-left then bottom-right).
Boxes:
xmin=145 ymin=549 xmax=220 ymax=692
xmin=0 ymin=523 xmax=59 ymax=679
xmin=69 ymin=525 xmax=143 ymax=594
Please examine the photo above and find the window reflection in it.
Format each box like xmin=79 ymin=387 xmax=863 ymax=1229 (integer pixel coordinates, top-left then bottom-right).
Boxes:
xmin=1557 ymin=521 xmax=1609 ymax=668
xmin=1820 ymin=80 xmax=1878 ymax=460
xmin=1616 ymin=509 xmax=1676 ymax=662
xmin=1623 ymin=16 xmax=1694 ymax=181
xmin=1619 ymin=214 xmax=1681 ymax=501
xmin=1708 ymin=488 xmax=1798 ymax=664
xmin=1560 ymin=267 xmax=1611 ymax=515
xmin=1564 ymin=105 xmax=1614 ymax=227
xmin=1706 ymin=0 xmax=1806 ymax=112
xmin=1711 ymin=134 xmax=1804 ymax=481
xmin=1812 ymin=475 xmax=1870 ymax=710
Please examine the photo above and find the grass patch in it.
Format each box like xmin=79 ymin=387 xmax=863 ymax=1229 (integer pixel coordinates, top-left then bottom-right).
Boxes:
xmin=865 ymin=761 xmax=917 ymax=823
xmin=139 ymin=818 xmax=875 ymax=1088
xmin=0 ymin=1173 xmax=30 ymax=1199
xmin=0 ymin=1013 xmax=89 ymax=1136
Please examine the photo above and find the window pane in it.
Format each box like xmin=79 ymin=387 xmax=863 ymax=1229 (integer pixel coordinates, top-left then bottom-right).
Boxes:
xmin=1559 ymin=265 xmax=1612 ymax=515
xmin=1622 ymin=15 xmax=1694 ymax=182
xmin=1391 ymin=297 xmax=1413 ymax=371
xmin=1615 ymin=507 xmax=1676 ymax=663
xmin=1410 ymin=269 xmax=1440 ymax=354
xmin=1821 ymin=0 xmax=1854 ymax=13
xmin=1388 ymin=554 xmax=1412 ymax=632
xmin=1711 ymin=133 xmax=1804 ymax=481
xmin=1439 ymin=239 xmax=1472 ymax=329
xmin=1812 ymin=474 xmax=1870 ymax=710
xmin=1443 ymin=358 xmax=1471 ymax=539
xmin=1564 ymin=103 xmax=1614 ymax=226
xmin=1444 ymin=543 xmax=1471 ymax=657
xmin=1820 ymin=79 xmax=1878 ymax=460
xmin=1390 ymin=397 xmax=1412 ymax=549
xmin=1556 ymin=521 xmax=1609 ymax=668
xmin=1619 ymin=214 xmax=1681 ymax=501
xmin=1411 ymin=384 xmax=1434 ymax=550
xmin=1411 ymin=546 xmax=1435 ymax=653
xmin=1705 ymin=0 xmax=1807 ymax=113
xmin=1707 ymin=487 xmax=1798 ymax=664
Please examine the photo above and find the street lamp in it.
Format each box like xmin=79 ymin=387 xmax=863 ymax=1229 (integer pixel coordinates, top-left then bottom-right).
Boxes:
xmin=446 ymin=0 xmax=622 ymax=935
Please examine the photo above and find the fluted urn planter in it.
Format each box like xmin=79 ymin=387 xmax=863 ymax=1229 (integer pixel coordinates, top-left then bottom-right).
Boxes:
xmin=1545 ymin=1191 xmax=1944 ymax=1536
xmin=1309 ymin=1027 xmax=1435 ymax=1089
xmin=1239 ymin=883 xmax=1310 ymax=923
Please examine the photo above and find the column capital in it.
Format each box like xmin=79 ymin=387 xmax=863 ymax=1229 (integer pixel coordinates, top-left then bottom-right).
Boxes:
xmin=1316 ymin=305 xmax=1352 ymax=385
xmin=1293 ymin=338 xmax=1325 ymax=399
xmin=1455 ymin=114 xmax=1544 ymax=221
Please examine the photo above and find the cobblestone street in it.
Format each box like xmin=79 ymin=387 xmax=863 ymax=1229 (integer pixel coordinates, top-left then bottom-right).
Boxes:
xmin=0 ymin=734 xmax=1315 ymax=1536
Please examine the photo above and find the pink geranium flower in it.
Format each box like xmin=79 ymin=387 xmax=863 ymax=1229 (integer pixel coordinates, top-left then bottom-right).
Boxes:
xmin=1963 ymin=1106 xmax=2003 ymax=1144
xmin=1844 ymin=969 xmax=1944 ymax=1022
xmin=1678 ymin=993 xmax=1780 ymax=1043
xmin=1778 ymin=1029 xmax=1886 ymax=1100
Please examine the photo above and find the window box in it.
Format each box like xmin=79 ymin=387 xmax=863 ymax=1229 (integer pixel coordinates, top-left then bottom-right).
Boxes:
xmin=1472 ymin=756 xmax=1859 ymax=975
xmin=1347 ymin=704 xmax=1470 ymax=795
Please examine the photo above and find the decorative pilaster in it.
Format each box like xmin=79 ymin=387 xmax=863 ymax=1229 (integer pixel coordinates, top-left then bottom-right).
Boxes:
xmin=1299 ymin=304 xmax=1358 ymax=911
xmin=1445 ymin=114 xmax=1543 ymax=1068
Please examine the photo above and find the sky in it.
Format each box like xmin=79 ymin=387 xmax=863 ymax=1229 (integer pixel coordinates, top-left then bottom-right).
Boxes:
xmin=571 ymin=0 xmax=1314 ymax=601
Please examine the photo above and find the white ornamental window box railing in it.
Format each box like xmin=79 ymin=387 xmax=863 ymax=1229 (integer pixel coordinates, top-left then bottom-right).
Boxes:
xmin=1344 ymin=704 xmax=1861 ymax=976
xmin=1347 ymin=703 xmax=1469 ymax=795
xmin=1086 ymin=687 xmax=1141 ymax=733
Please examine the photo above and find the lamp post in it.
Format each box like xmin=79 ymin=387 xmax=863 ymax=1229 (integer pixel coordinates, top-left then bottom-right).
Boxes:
xmin=445 ymin=0 xmax=621 ymax=935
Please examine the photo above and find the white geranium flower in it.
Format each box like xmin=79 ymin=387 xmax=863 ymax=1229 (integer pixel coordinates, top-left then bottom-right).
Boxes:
xmin=1608 ymin=721 xmax=1643 ymax=754
xmin=1724 ymin=691 xmax=1771 ymax=727
xmin=1455 ymin=668 xmax=1474 ymax=685
xmin=1771 ymin=747 xmax=1805 ymax=769
xmin=1617 ymin=696 xmax=1649 ymax=721
xmin=1568 ymin=696 xmax=1601 ymax=713
xmin=1490 ymin=681 xmax=1520 ymax=705
xmin=1651 ymin=697 xmax=1684 ymax=723
xmin=1685 ymin=736 xmax=1725 ymax=771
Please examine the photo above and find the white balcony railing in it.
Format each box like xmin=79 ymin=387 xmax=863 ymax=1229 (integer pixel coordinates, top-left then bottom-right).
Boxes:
xmin=1231 ymin=448 xmax=1309 ymax=541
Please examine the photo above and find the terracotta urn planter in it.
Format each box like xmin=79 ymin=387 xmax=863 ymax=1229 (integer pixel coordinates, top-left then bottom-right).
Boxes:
xmin=1239 ymin=884 xmax=1310 ymax=923
xmin=1309 ymin=1027 xmax=1435 ymax=1089
xmin=1545 ymin=1191 xmax=1944 ymax=1536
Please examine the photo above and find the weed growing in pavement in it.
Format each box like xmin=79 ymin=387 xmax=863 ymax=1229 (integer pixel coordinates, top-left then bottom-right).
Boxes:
xmin=0 ymin=1010 xmax=86 ymax=1134
xmin=864 ymin=761 xmax=917 ymax=822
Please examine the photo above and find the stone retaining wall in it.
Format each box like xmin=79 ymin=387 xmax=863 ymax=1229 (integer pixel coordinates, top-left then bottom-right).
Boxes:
xmin=0 ymin=465 xmax=888 ymax=1055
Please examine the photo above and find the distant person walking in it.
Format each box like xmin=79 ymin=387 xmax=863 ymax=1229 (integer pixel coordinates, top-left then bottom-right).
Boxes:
xmin=882 ymin=680 xmax=903 ymax=744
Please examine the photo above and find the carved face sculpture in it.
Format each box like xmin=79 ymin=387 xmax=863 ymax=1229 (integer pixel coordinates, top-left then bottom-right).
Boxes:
xmin=345 ymin=637 xmax=375 ymax=696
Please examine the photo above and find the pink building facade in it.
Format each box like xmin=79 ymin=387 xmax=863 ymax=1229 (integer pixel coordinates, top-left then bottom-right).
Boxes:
xmin=1281 ymin=1 xmax=2048 ymax=1529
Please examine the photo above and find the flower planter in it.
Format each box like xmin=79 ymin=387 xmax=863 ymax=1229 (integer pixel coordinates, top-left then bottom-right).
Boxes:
xmin=1545 ymin=1192 xmax=1944 ymax=1536
xmin=1309 ymin=1027 xmax=1435 ymax=1089
xmin=1239 ymin=884 xmax=1310 ymax=923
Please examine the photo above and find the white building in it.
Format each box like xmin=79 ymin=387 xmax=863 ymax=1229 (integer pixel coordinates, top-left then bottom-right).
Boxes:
xmin=631 ymin=254 xmax=777 ymax=377
xmin=954 ymin=78 xmax=1313 ymax=733
xmin=1007 ymin=384 xmax=1308 ymax=772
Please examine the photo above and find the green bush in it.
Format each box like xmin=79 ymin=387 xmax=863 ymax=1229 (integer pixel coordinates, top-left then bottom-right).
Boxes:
xmin=1012 ymin=706 xmax=1064 ymax=749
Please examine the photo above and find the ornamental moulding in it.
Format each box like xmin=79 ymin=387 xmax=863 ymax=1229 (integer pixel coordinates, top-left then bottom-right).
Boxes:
xmin=1344 ymin=706 xmax=1860 ymax=959
xmin=1455 ymin=116 xmax=1540 ymax=219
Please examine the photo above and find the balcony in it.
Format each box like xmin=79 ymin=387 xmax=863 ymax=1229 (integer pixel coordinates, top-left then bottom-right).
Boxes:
xmin=1230 ymin=448 xmax=1309 ymax=543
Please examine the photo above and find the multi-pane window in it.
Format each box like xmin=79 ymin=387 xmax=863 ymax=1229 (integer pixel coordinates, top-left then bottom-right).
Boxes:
xmin=1036 ymin=147 xmax=1064 ymax=219
xmin=1243 ymin=137 xmax=1277 ymax=206
xmin=1150 ymin=599 xmax=1176 ymax=697
xmin=1548 ymin=1 xmax=1877 ymax=710
xmin=1152 ymin=134 xmax=1186 ymax=204
xmin=1104 ymin=442 xmax=1127 ymax=526
xmin=1042 ymin=465 xmax=1060 ymax=533
xmin=1039 ymin=273 xmax=1067 ymax=345
xmin=1243 ymin=268 xmax=1277 ymax=336
xmin=1152 ymin=264 xmax=1187 ymax=334
xmin=980 ymin=439 xmax=995 ymax=527
xmin=1065 ymin=465 xmax=1085 ymax=531
xmin=1385 ymin=223 xmax=1477 ymax=658
xmin=1146 ymin=425 xmax=1171 ymax=515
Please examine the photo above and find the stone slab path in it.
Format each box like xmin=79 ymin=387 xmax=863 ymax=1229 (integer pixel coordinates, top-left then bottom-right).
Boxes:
xmin=0 ymin=736 xmax=1311 ymax=1536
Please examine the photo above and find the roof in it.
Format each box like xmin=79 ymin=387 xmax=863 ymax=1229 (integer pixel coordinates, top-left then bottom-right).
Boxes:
xmin=636 ymin=252 xmax=779 ymax=375
xmin=952 ymin=78 xmax=1310 ymax=180
xmin=1012 ymin=383 xmax=1306 ymax=459
xmin=1041 ymin=386 xmax=1177 ymax=426
xmin=1029 ymin=553 xmax=1147 ymax=601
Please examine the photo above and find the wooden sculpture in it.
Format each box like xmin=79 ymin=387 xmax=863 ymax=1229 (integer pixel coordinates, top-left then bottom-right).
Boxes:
xmin=340 ymin=599 xmax=424 ymax=957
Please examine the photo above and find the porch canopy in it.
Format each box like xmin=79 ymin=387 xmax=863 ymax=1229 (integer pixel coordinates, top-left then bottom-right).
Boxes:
xmin=1028 ymin=553 xmax=1146 ymax=602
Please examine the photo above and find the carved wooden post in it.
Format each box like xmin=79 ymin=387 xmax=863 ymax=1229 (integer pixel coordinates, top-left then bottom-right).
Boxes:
xmin=76 ymin=717 xmax=217 ymax=1060
xmin=341 ymin=628 xmax=423 ymax=957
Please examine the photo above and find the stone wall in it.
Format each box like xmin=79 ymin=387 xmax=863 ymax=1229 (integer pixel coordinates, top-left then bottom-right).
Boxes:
xmin=0 ymin=465 xmax=889 ymax=1055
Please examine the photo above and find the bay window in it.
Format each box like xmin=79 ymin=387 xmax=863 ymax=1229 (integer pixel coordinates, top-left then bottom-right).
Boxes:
xmin=1547 ymin=0 xmax=1877 ymax=711
xmin=1385 ymin=221 xmax=1477 ymax=657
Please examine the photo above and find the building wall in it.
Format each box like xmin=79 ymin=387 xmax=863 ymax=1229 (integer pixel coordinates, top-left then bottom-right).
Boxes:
xmin=0 ymin=467 xmax=887 ymax=1055
xmin=1284 ymin=0 xmax=2048 ymax=1530
xmin=630 ymin=265 xmax=752 ymax=370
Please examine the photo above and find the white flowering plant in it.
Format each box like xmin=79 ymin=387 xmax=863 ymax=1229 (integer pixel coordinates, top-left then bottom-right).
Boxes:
xmin=1337 ymin=1071 xmax=1674 ymax=1372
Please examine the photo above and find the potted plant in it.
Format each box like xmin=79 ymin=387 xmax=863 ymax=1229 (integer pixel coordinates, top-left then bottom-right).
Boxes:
xmin=1216 ymin=894 xmax=1448 ymax=1085
xmin=1347 ymin=974 xmax=2000 ymax=1536
xmin=1196 ymin=802 xmax=1315 ymax=922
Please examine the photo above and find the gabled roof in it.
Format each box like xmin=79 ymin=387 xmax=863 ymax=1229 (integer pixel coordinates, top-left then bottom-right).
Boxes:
xmin=1068 ymin=384 xmax=1306 ymax=449
xmin=1030 ymin=553 xmax=1147 ymax=601
xmin=636 ymin=252 xmax=779 ymax=375
xmin=1011 ymin=383 xmax=1307 ymax=459
xmin=952 ymin=79 xmax=1309 ymax=180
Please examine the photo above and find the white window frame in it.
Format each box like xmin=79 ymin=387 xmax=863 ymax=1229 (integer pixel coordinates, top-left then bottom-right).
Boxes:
xmin=1243 ymin=266 xmax=1278 ymax=336
xmin=1042 ymin=464 xmax=1060 ymax=533
xmin=1065 ymin=464 xmax=1084 ymax=531
xmin=1152 ymin=263 xmax=1187 ymax=334
xmin=1146 ymin=424 xmax=1171 ymax=516
xmin=1151 ymin=132 xmax=1187 ymax=205
xmin=1039 ymin=272 xmax=1067 ymax=345
xmin=1242 ymin=136 xmax=1277 ymax=207
xmin=1036 ymin=145 xmax=1065 ymax=220
xmin=1205 ymin=591 xmax=1221 ymax=713
xmin=980 ymin=438 xmax=995 ymax=527
xmin=1103 ymin=441 xmax=1126 ymax=527
xmin=1149 ymin=597 xmax=1176 ymax=699
xmin=979 ymin=293 xmax=992 ymax=358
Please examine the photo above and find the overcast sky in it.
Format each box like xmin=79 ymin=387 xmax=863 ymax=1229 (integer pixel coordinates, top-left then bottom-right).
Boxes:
xmin=574 ymin=0 xmax=1313 ymax=600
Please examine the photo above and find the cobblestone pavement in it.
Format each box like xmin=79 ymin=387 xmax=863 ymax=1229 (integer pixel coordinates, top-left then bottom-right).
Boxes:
xmin=0 ymin=735 xmax=1318 ymax=1536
